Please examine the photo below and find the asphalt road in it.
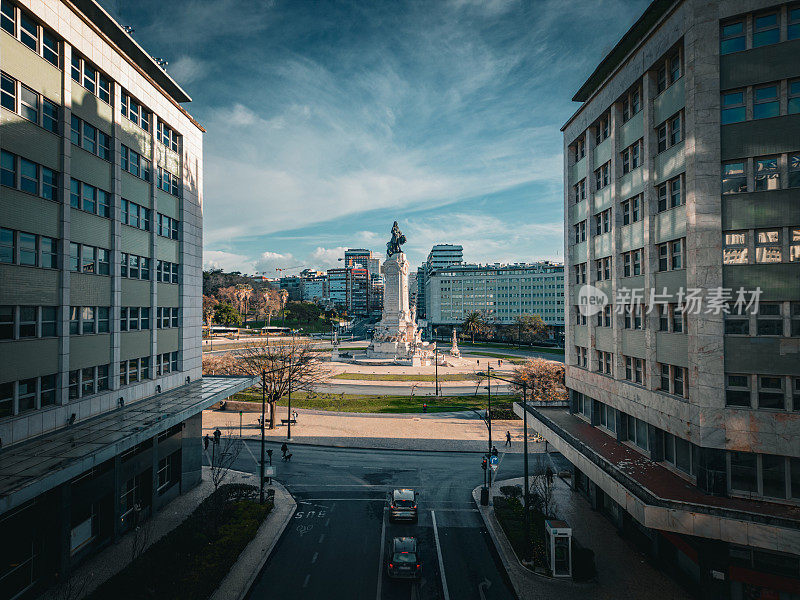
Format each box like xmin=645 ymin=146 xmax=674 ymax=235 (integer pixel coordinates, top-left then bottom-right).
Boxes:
xmin=225 ymin=441 xmax=553 ymax=600
xmin=314 ymin=383 xmax=513 ymax=397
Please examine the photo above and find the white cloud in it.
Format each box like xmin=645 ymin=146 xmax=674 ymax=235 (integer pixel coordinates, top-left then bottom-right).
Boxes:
xmin=168 ymin=55 xmax=207 ymax=85
xmin=203 ymin=250 xmax=255 ymax=273
xmin=308 ymin=246 xmax=348 ymax=270
xmin=253 ymin=251 xmax=297 ymax=274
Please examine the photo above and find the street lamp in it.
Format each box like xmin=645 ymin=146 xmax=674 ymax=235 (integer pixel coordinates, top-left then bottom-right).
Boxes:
xmin=434 ymin=346 xmax=439 ymax=397
xmin=259 ymin=369 xmax=267 ymax=504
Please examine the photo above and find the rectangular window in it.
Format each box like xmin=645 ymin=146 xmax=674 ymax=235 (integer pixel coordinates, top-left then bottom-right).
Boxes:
xmin=81 ymin=121 xmax=97 ymax=154
xmin=18 ymin=306 xmax=36 ymax=337
xmin=758 ymin=375 xmax=785 ymax=410
xmin=0 ymin=72 xmax=16 ymax=112
xmin=753 ymin=12 xmax=779 ymax=48
xmin=70 ymin=114 xmax=81 ymax=146
xmin=669 ymin=114 xmax=681 ymax=146
xmin=792 ymin=228 xmax=800 ymax=263
xmin=81 ymin=182 xmax=95 ymax=214
xmin=756 ymin=230 xmax=781 ymax=264
xmin=40 ymin=373 xmax=57 ymax=406
xmin=19 ymin=13 xmax=36 ymax=51
xmin=20 ymin=157 xmax=37 ymax=194
xmin=0 ymin=305 xmax=12 ymax=340
xmin=42 ymin=98 xmax=58 ymax=132
xmin=721 ymin=21 xmax=746 ymax=55
xmin=1 ymin=0 xmax=14 ymax=35
xmin=97 ymin=306 xmax=109 ymax=333
xmin=791 ymin=6 xmax=800 ymax=40
xmin=18 ymin=232 xmax=36 ymax=266
xmin=754 ymin=84 xmax=779 ymax=120
xmin=41 ymin=166 xmax=57 ymax=201
xmin=722 ymin=162 xmax=747 ymax=194
xmin=69 ymin=242 xmax=79 ymax=272
xmin=754 ymin=156 xmax=780 ymax=191
xmin=41 ymin=306 xmax=57 ymax=337
xmin=97 ymin=248 xmax=109 ymax=275
xmin=98 ymin=131 xmax=111 ymax=161
xmin=98 ymin=364 xmax=109 ymax=391
xmin=670 ymin=176 xmax=682 ymax=208
xmin=726 ymin=374 xmax=751 ymax=407
xmin=69 ymin=306 xmax=79 ymax=335
xmin=791 ymin=81 xmax=800 ymax=115
xmin=1 ymin=149 xmax=15 ymax=188
xmin=81 ymin=306 xmax=95 ymax=334
xmin=98 ymin=74 xmax=111 ymax=104
xmin=82 ymin=62 xmax=96 ymax=94
xmin=721 ymin=90 xmax=746 ymax=124
xmin=81 ymin=366 xmax=95 ymax=396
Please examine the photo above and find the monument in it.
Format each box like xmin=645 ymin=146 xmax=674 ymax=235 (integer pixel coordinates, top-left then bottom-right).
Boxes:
xmin=450 ymin=329 xmax=460 ymax=358
xmin=367 ymin=222 xmax=434 ymax=365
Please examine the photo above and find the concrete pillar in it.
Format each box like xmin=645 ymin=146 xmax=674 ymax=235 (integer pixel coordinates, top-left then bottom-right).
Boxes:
xmin=181 ymin=413 xmax=203 ymax=490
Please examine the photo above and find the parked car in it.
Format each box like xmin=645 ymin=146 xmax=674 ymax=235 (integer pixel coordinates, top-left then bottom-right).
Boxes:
xmin=389 ymin=488 xmax=418 ymax=522
xmin=387 ymin=537 xmax=421 ymax=579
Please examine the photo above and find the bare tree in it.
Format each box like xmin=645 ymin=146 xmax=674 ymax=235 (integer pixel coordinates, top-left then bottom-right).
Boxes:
xmin=529 ymin=465 xmax=558 ymax=518
xmin=512 ymin=358 xmax=567 ymax=403
xmin=210 ymin=338 xmax=326 ymax=429
xmin=210 ymin=430 xmax=243 ymax=490
xmin=202 ymin=294 xmax=219 ymax=327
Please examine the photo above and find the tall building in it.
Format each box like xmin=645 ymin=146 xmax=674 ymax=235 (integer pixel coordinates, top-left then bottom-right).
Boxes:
xmin=344 ymin=247 xmax=380 ymax=276
xmin=299 ymin=270 xmax=326 ymax=303
xmin=0 ymin=1 xmax=251 ymax=595
xmin=523 ymin=2 xmax=800 ymax=598
xmin=425 ymin=262 xmax=564 ymax=332
xmin=417 ymin=244 xmax=463 ymax=320
xmin=343 ymin=248 xmax=382 ymax=315
xmin=326 ymin=266 xmax=370 ymax=316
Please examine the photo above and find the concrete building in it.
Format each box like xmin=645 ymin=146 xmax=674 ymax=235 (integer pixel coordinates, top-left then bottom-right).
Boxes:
xmin=278 ymin=275 xmax=303 ymax=301
xmin=0 ymin=1 xmax=251 ymax=596
xmin=326 ymin=266 xmax=370 ymax=316
xmin=300 ymin=272 xmax=326 ymax=303
xmin=416 ymin=244 xmax=463 ymax=320
xmin=425 ymin=262 xmax=564 ymax=332
xmin=344 ymin=247 xmax=380 ymax=277
xmin=522 ymin=1 xmax=800 ymax=598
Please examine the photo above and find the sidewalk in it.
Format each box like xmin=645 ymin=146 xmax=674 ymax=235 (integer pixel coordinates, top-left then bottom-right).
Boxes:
xmin=203 ymin=408 xmax=534 ymax=453
xmin=38 ymin=468 xmax=293 ymax=600
xmin=474 ymin=475 xmax=690 ymax=600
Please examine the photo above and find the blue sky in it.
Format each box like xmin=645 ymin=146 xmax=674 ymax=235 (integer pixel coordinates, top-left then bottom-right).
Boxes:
xmin=99 ymin=0 xmax=649 ymax=273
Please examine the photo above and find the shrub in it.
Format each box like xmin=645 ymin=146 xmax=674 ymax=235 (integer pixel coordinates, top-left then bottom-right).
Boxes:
xmin=500 ymin=485 xmax=522 ymax=499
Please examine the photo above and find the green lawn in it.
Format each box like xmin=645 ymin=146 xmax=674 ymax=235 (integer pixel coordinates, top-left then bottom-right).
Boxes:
xmin=331 ymin=372 xmax=478 ymax=382
xmin=230 ymin=388 xmax=520 ymax=415
xmin=460 ymin=351 xmax=527 ymax=365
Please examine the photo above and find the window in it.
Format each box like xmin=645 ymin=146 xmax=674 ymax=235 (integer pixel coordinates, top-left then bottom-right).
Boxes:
xmin=70 ymin=179 xmax=110 ymax=218
xmin=621 ymin=195 xmax=641 ymax=225
xmin=574 ymin=221 xmax=586 ymax=244
xmin=660 ymin=364 xmax=686 ymax=397
xmin=726 ymin=374 xmax=751 ymax=407
xmin=657 ymin=239 xmax=684 ymax=271
xmin=70 ymin=115 xmax=111 ymax=161
xmin=574 ymin=138 xmax=585 ymax=162
xmin=596 ymin=351 xmax=613 ymax=375
xmin=158 ymin=167 xmax=180 ymax=196
xmin=20 ymin=157 xmax=37 ymax=194
xmin=19 ymin=84 xmax=38 ymax=123
xmin=157 ymin=214 xmax=180 ymax=240
xmin=757 ymin=303 xmax=783 ymax=336
xmin=753 ymin=12 xmax=779 ymax=48
xmin=575 ymin=346 xmax=588 ymax=368
xmin=622 ymin=249 xmax=642 ymax=277
xmin=758 ymin=376 xmax=785 ymax=410
xmin=624 ymin=356 xmax=645 ymax=384
xmin=722 ymin=231 xmax=748 ymax=265
xmin=1 ymin=0 xmax=14 ymax=35
xmin=791 ymin=6 xmax=800 ymax=40
xmin=120 ymin=145 xmax=152 ymax=182
xmin=594 ymin=209 xmax=610 ymax=235
xmin=120 ymin=199 xmax=151 ymax=231
xmin=721 ymin=21 xmax=746 ymax=55
xmin=573 ymin=179 xmax=586 ymax=203
xmin=595 ymin=256 xmax=611 ymax=281
xmin=18 ymin=306 xmax=35 ymax=337
xmin=72 ymin=53 xmax=110 ymax=104
xmin=730 ymin=451 xmax=758 ymax=493
xmin=663 ymin=432 xmax=694 ymax=476
xmin=792 ymin=153 xmax=800 ymax=188
xmin=17 ymin=378 xmax=35 ymax=412
xmin=41 ymin=306 xmax=57 ymax=337
xmin=18 ymin=232 xmax=36 ymax=266
xmin=595 ymin=116 xmax=609 ymax=145
xmin=754 ymin=84 xmax=779 ymax=120
xmin=599 ymin=402 xmax=616 ymax=432
xmin=792 ymin=228 xmax=800 ymax=263
xmin=573 ymin=263 xmax=586 ymax=285
xmin=121 ymin=91 xmax=151 ymax=131
xmin=754 ymin=156 xmax=779 ymax=191
xmin=621 ymin=87 xmax=641 ymax=123
xmin=1 ymin=71 xmax=16 ymax=113
xmin=157 ymin=456 xmax=172 ymax=492
xmin=722 ymin=162 xmax=747 ymax=194
xmin=721 ymin=90 xmax=746 ymax=124
xmin=669 ymin=113 xmax=681 ymax=146
xmin=755 ymin=230 xmax=781 ymax=263
xmin=157 ymin=121 xmax=181 ymax=152
xmin=594 ymin=162 xmax=609 ymax=190
xmin=626 ymin=414 xmax=649 ymax=451
xmin=621 ymin=140 xmax=641 ymax=174
xmin=596 ymin=304 xmax=611 ymax=327
xmin=656 ymin=51 xmax=681 ymax=94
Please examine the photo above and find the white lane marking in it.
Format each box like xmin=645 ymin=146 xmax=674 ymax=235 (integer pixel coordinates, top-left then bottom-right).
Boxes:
xmin=431 ymin=510 xmax=451 ymax=600
xmin=243 ymin=440 xmax=260 ymax=468
xmin=288 ymin=484 xmax=418 ymax=488
xmin=311 ymin=552 xmax=318 ymax=564
xmin=325 ymin=518 xmax=330 ymax=526
xmin=297 ymin=498 xmax=386 ymax=502
xmin=318 ymin=533 xmax=325 ymax=543
xmin=303 ymin=574 xmax=310 ymax=588
xmin=478 ymin=578 xmax=492 ymax=599
xmin=376 ymin=508 xmax=387 ymax=600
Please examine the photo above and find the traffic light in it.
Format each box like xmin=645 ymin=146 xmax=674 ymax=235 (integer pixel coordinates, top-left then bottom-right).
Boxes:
xmin=481 ymin=457 xmax=487 ymax=471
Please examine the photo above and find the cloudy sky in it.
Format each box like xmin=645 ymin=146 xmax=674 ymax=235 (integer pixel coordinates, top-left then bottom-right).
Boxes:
xmin=99 ymin=0 xmax=648 ymax=273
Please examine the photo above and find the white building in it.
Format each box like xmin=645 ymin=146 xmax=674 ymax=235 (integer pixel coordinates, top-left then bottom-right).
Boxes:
xmin=425 ymin=262 xmax=564 ymax=331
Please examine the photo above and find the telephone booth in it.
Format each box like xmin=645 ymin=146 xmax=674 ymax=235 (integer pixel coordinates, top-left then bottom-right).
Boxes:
xmin=545 ymin=519 xmax=572 ymax=578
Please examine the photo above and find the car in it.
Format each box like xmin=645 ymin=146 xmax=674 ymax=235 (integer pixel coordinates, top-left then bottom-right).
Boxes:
xmin=387 ymin=537 xmax=421 ymax=579
xmin=389 ymin=488 xmax=418 ymax=522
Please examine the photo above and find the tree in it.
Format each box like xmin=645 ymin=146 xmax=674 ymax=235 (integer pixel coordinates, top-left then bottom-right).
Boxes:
xmin=512 ymin=358 xmax=567 ymax=403
xmin=202 ymin=295 xmax=219 ymax=327
xmin=213 ymin=303 xmax=242 ymax=327
xmin=529 ymin=464 xmax=558 ymax=518
xmin=462 ymin=311 xmax=485 ymax=344
xmin=208 ymin=338 xmax=326 ymax=429
xmin=514 ymin=314 xmax=548 ymax=345
xmin=252 ymin=287 xmax=284 ymax=326
xmin=210 ymin=429 xmax=243 ymax=490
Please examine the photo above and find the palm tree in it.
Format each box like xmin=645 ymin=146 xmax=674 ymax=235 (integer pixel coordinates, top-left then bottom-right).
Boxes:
xmin=463 ymin=311 xmax=484 ymax=344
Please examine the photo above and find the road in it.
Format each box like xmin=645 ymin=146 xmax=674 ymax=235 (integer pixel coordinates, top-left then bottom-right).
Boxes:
xmin=222 ymin=441 xmax=553 ymax=600
xmin=314 ymin=383 xmax=513 ymax=396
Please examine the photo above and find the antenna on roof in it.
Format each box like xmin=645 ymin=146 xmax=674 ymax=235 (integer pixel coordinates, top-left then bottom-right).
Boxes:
xmin=152 ymin=57 xmax=169 ymax=70
xmin=123 ymin=25 xmax=135 ymax=35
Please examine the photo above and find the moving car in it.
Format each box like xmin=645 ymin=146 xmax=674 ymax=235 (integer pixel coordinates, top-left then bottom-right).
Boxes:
xmin=389 ymin=488 xmax=418 ymax=522
xmin=387 ymin=537 xmax=421 ymax=579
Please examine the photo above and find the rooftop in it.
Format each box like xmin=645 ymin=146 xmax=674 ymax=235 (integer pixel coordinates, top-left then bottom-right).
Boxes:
xmin=525 ymin=405 xmax=800 ymax=529
xmin=0 ymin=376 xmax=256 ymax=514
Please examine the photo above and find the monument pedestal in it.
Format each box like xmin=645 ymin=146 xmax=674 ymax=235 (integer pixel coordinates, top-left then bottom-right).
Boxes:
xmin=367 ymin=252 xmax=433 ymax=364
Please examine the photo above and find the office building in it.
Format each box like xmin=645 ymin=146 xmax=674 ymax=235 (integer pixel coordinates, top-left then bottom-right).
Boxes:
xmin=0 ymin=1 xmax=252 ymax=595
xmin=425 ymin=262 xmax=564 ymax=332
xmin=344 ymin=247 xmax=380 ymax=276
xmin=326 ymin=266 xmax=370 ymax=316
xmin=522 ymin=1 xmax=800 ymax=597
xmin=416 ymin=244 xmax=463 ymax=320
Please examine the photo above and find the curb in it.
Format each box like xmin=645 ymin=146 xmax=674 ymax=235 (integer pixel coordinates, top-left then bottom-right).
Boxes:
xmin=473 ymin=485 xmax=524 ymax=600
xmin=238 ymin=436 xmax=509 ymax=454
xmin=209 ymin=481 xmax=297 ymax=600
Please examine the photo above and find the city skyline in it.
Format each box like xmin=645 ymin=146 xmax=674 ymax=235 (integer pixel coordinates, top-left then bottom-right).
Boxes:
xmin=98 ymin=0 xmax=649 ymax=271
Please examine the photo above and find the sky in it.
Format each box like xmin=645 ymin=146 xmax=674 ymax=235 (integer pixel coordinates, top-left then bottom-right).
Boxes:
xmin=99 ymin=0 xmax=649 ymax=274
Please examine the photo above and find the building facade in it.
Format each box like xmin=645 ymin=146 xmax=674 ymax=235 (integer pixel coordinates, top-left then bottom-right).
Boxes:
xmin=425 ymin=262 xmax=564 ymax=332
xmin=416 ymin=244 xmax=463 ymax=321
xmin=0 ymin=1 xmax=250 ymax=596
xmin=525 ymin=1 xmax=800 ymax=598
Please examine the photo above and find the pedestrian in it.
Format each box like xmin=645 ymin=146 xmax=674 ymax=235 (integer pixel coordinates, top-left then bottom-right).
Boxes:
xmin=293 ymin=410 xmax=298 ymax=422
xmin=546 ymin=466 xmax=554 ymax=484
xmin=203 ymin=434 xmax=210 ymax=451
xmin=491 ymin=445 xmax=498 ymax=457
xmin=505 ymin=431 xmax=511 ymax=447
xmin=213 ymin=428 xmax=221 ymax=445
xmin=422 ymin=403 xmax=427 ymax=413
xmin=281 ymin=442 xmax=288 ymax=459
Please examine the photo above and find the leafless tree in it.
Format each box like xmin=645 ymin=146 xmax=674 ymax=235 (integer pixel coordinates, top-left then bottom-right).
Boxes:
xmin=210 ymin=338 xmax=327 ymax=429
xmin=529 ymin=465 xmax=558 ymax=518
xmin=210 ymin=430 xmax=243 ymax=490
xmin=129 ymin=503 xmax=156 ymax=563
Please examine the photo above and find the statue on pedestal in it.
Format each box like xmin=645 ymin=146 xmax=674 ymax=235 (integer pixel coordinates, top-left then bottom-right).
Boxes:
xmin=386 ymin=221 xmax=406 ymax=257
xmin=450 ymin=328 xmax=460 ymax=357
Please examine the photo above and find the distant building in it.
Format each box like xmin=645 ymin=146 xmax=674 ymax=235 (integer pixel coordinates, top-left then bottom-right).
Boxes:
xmin=344 ymin=248 xmax=380 ymax=276
xmin=426 ymin=262 xmax=564 ymax=333
xmin=279 ymin=276 xmax=303 ymax=301
xmin=417 ymin=244 xmax=464 ymax=320
xmin=326 ymin=267 xmax=370 ymax=316
xmin=342 ymin=249 xmax=382 ymax=316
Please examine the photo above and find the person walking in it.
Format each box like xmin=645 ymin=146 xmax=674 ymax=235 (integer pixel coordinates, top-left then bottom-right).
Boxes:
xmin=281 ymin=442 xmax=288 ymax=459
xmin=213 ymin=428 xmax=221 ymax=445
xmin=505 ymin=430 xmax=512 ymax=447
xmin=203 ymin=434 xmax=210 ymax=451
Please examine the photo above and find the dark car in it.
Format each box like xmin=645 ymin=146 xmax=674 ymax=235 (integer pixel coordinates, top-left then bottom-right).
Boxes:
xmin=389 ymin=488 xmax=418 ymax=522
xmin=387 ymin=537 xmax=421 ymax=579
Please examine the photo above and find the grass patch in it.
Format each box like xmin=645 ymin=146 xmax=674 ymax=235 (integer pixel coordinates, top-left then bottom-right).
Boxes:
xmin=457 ymin=341 xmax=565 ymax=355
xmin=87 ymin=484 xmax=272 ymax=600
xmin=461 ymin=351 xmax=527 ymax=365
xmin=230 ymin=388 xmax=520 ymax=416
xmin=331 ymin=372 xmax=478 ymax=382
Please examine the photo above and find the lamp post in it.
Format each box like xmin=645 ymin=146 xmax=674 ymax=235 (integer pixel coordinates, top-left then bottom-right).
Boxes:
xmin=287 ymin=379 xmax=293 ymax=441
xmin=259 ymin=369 xmax=267 ymax=504
xmin=434 ymin=346 xmax=439 ymax=397
xmin=487 ymin=364 xmax=493 ymax=487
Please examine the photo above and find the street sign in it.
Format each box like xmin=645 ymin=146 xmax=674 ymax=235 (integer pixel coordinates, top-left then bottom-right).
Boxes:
xmin=264 ymin=466 xmax=276 ymax=477
xmin=489 ymin=455 xmax=499 ymax=471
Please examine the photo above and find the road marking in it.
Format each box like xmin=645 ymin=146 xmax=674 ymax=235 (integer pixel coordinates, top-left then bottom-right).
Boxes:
xmin=431 ymin=510 xmax=450 ymax=600
xmin=478 ymin=578 xmax=492 ymax=599
xmin=325 ymin=518 xmax=330 ymax=526
xmin=311 ymin=552 xmax=318 ymax=564
xmin=243 ymin=440 xmax=260 ymax=469
xmin=303 ymin=574 xmax=310 ymax=588
xmin=376 ymin=509 xmax=387 ymax=600
xmin=318 ymin=533 xmax=325 ymax=543
xmin=297 ymin=498 xmax=386 ymax=502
